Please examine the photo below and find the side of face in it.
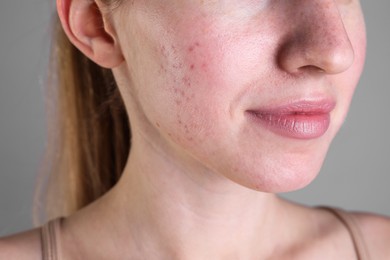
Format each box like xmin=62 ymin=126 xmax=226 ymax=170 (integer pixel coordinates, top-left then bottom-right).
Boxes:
xmin=112 ymin=0 xmax=366 ymax=192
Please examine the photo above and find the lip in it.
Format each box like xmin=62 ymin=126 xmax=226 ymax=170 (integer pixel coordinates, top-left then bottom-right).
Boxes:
xmin=247 ymin=100 xmax=336 ymax=139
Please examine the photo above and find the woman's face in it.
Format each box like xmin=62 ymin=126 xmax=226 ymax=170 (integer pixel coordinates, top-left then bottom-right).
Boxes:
xmin=113 ymin=0 xmax=366 ymax=192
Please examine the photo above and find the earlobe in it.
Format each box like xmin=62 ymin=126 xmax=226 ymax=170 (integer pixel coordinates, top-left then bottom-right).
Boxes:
xmin=57 ymin=0 xmax=124 ymax=68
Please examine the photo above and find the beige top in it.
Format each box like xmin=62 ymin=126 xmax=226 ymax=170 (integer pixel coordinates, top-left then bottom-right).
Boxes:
xmin=40 ymin=208 xmax=370 ymax=260
xmin=323 ymin=207 xmax=371 ymax=260
xmin=40 ymin=217 xmax=62 ymax=260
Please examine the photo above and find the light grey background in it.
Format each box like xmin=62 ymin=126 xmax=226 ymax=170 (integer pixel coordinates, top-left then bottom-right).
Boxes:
xmin=0 ymin=1 xmax=389 ymax=236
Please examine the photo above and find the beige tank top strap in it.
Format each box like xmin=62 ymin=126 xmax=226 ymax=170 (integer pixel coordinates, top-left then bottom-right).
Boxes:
xmin=40 ymin=218 xmax=63 ymax=260
xmin=321 ymin=207 xmax=370 ymax=260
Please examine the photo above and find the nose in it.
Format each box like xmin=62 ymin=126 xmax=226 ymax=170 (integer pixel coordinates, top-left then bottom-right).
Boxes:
xmin=278 ymin=1 xmax=355 ymax=75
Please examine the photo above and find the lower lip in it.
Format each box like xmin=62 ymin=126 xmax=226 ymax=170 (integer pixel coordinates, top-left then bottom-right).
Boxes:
xmin=249 ymin=112 xmax=331 ymax=139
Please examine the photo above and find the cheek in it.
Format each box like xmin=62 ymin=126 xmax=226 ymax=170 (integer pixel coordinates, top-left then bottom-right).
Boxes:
xmin=151 ymin=28 xmax=224 ymax=144
xmin=151 ymin=39 xmax=222 ymax=146
xmin=160 ymin=20 xmax=275 ymax=138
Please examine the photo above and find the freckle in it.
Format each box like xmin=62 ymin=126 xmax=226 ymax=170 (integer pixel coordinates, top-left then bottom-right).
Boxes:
xmin=195 ymin=42 xmax=200 ymax=47
xmin=186 ymin=97 xmax=190 ymax=102
xmin=168 ymin=133 xmax=172 ymax=137
xmin=178 ymin=120 xmax=182 ymax=125
xmin=156 ymin=122 xmax=160 ymax=128
xmin=175 ymin=99 xmax=182 ymax=105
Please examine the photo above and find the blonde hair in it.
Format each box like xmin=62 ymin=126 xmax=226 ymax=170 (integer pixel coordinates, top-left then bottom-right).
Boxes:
xmin=35 ymin=0 xmax=128 ymax=222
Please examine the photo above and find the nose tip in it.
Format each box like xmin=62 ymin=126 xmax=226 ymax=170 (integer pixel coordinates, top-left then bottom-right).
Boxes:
xmin=278 ymin=35 xmax=355 ymax=75
xmin=277 ymin=3 xmax=355 ymax=76
xmin=317 ymin=44 xmax=355 ymax=74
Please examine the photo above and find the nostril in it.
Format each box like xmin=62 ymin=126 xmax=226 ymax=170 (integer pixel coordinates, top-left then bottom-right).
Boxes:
xmin=298 ymin=65 xmax=326 ymax=74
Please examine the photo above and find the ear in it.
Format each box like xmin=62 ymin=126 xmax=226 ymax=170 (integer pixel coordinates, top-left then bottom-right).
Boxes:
xmin=57 ymin=0 xmax=124 ymax=68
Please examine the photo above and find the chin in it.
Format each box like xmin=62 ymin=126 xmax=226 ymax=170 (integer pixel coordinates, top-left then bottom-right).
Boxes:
xmin=244 ymin=166 xmax=322 ymax=194
xmin=222 ymin=149 xmax=327 ymax=194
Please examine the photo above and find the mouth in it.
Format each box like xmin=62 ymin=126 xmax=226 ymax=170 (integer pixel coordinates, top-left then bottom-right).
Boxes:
xmin=247 ymin=100 xmax=336 ymax=140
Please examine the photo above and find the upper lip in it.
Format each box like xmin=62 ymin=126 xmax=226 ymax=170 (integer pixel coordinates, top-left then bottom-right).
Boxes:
xmin=247 ymin=99 xmax=336 ymax=115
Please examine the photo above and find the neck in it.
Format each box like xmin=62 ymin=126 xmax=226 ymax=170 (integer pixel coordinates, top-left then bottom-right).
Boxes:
xmin=68 ymin=133 xmax=292 ymax=259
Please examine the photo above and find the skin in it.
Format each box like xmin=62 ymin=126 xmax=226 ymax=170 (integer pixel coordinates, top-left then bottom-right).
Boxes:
xmin=111 ymin=0 xmax=365 ymax=194
xmin=1 ymin=0 xmax=390 ymax=259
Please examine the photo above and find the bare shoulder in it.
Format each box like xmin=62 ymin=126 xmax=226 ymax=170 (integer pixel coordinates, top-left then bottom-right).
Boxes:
xmin=0 ymin=228 xmax=42 ymax=260
xmin=352 ymin=211 xmax=390 ymax=259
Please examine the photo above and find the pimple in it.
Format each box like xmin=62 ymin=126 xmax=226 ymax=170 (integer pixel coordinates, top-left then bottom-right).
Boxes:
xmin=159 ymin=64 xmax=167 ymax=74
xmin=160 ymin=45 xmax=167 ymax=56
xmin=172 ymin=62 xmax=183 ymax=69
xmin=190 ymin=64 xmax=195 ymax=70
xmin=187 ymin=42 xmax=201 ymax=53
xmin=182 ymin=76 xmax=191 ymax=87
xmin=184 ymin=125 xmax=189 ymax=134
xmin=173 ymin=86 xmax=186 ymax=96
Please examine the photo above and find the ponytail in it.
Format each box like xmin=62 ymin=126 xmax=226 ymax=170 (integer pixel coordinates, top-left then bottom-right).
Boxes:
xmin=35 ymin=14 xmax=130 ymax=222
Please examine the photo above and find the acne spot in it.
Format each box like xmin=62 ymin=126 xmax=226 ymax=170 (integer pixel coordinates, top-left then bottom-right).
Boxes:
xmin=190 ymin=64 xmax=195 ymax=70
xmin=182 ymin=76 xmax=191 ymax=87
xmin=172 ymin=62 xmax=183 ymax=69
xmin=160 ymin=46 xmax=167 ymax=56
xmin=173 ymin=87 xmax=185 ymax=97
xmin=184 ymin=124 xmax=189 ymax=134
xmin=159 ymin=64 xmax=167 ymax=74
xmin=188 ymin=42 xmax=201 ymax=53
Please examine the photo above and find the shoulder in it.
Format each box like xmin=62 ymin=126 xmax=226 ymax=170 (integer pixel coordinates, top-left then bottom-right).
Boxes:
xmin=0 ymin=228 xmax=42 ymax=260
xmin=350 ymin=211 xmax=390 ymax=259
